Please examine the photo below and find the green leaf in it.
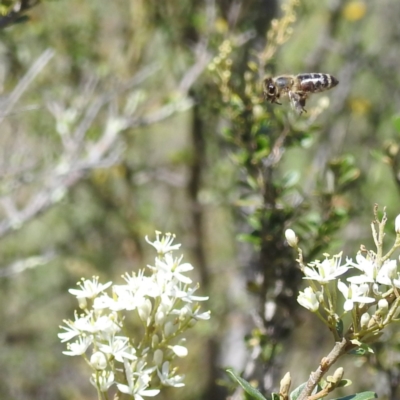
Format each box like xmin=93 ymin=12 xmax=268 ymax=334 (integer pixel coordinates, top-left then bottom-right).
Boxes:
xmin=336 ymin=379 xmax=352 ymax=388
xmin=225 ymin=369 xmax=268 ymax=400
xmin=332 ymin=391 xmax=377 ymax=400
xmin=337 ymin=167 xmax=360 ymax=187
xmin=290 ymin=382 xmax=321 ymax=400
xmin=348 ymin=343 xmax=374 ymax=356
xmin=290 ymin=382 xmax=306 ymax=400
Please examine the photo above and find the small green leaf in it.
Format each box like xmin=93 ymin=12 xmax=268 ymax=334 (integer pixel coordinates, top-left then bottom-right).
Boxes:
xmin=348 ymin=343 xmax=374 ymax=356
xmin=336 ymin=379 xmax=352 ymax=388
xmin=332 ymin=391 xmax=377 ymax=400
xmin=271 ymin=393 xmax=280 ymax=400
xmin=225 ymin=369 xmax=267 ymax=400
xmin=290 ymin=382 xmax=306 ymax=400
xmin=290 ymin=382 xmax=321 ymax=400
xmin=337 ymin=167 xmax=360 ymax=187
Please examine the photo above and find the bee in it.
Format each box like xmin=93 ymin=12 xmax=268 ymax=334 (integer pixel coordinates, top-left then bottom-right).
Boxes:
xmin=263 ymin=73 xmax=339 ymax=114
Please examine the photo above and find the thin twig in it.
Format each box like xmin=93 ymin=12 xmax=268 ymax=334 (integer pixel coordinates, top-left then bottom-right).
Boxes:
xmin=0 ymin=48 xmax=55 ymax=125
xmin=297 ymin=337 xmax=351 ymax=400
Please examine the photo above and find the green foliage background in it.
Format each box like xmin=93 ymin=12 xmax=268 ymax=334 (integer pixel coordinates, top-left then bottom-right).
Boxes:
xmin=1 ymin=0 xmax=400 ymax=399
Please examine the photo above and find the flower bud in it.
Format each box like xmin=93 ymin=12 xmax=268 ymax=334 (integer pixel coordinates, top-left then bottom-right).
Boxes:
xmin=78 ymin=297 xmax=87 ymax=310
xmin=377 ymin=299 xmax=389 ymax=315
xmin=164 ymin=321 xmax=175 ymax=337
xmin=155 ymin=310 xmax=166 ymax=326
xmin=152 ymin=334 xmax=160 ymax=348
xmin=90 ymin=351 xmax=107 ymax=370
xmin=332 ymin=367 xmax=344 ymax=383
xmin=138 ymin=299 xmax=152 ymax=324
xmin=153 ymin=349 xmax=163 ymax=366
xmin=395 ymin=214 xmax=400 ymax=234
xmin=279 ymin=372 xmax=291 ymax=400
xmin=285 ymin=229 xmax=298 ymax=247
xmin=170 ymin=345 xmax=188 ymax=357
xmin=360 ymin=312 xmax=370 ymax=328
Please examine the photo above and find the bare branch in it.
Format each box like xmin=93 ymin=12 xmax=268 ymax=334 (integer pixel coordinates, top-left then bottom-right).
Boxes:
xmin=0 ymin=48 xmax=55 ymax=125
xmin=0 ymin=250 xmax=56 ymax=277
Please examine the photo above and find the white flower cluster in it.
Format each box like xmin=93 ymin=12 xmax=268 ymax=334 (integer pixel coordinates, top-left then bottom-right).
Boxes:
xmin=287 ymin=214 xmax=400 ymax=340
xmin=297 ymin=251 xmax=400 ymax=315
xmin=59 ymin=232 xmax=210 ymax=399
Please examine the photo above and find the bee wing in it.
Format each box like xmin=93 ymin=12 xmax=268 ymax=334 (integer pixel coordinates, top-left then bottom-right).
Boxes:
xmin=288 ymin=91 xmax=307 ymax=114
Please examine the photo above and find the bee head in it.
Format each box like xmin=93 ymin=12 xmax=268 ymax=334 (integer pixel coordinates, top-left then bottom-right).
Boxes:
xmin=263 ymin=77 xmax=279 ymax=103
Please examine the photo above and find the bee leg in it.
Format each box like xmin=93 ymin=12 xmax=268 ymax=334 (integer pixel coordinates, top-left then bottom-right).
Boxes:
xmin=272 ymin=94 xmax=281 ymax=105
xmin=265 ymin=95 xmax=281 ymax=105
xmin=298 ymin=96 xmax=307 ymax=113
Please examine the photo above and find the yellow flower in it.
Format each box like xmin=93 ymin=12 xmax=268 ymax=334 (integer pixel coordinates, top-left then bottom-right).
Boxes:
xmin=343 ymin=1 xmax=367 ymax=21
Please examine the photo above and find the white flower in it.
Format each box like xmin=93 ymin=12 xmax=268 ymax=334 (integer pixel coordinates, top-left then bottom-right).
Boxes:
xmin=93 ymin=294 xmax=115 ymax=310
xmin=145 ymin=231 xmax=181 ymax=255
xmin=58 ymin=315 xmax=83 ymax=342
xmin=111 ymin=284 xmax=145 ymax=311
xmin=196 ymin=310 xmax=211 ymax=320
xmin=120 ymin=271 xmax=162 ymax=299
xmin=155 ymin=254 xmax=194 ymax=284
xmin=170 ymin=303 xmax=211 ymax=322
xmin=75 ymin=314 xmax=120 ymax=336
xmin=337 ymin=281 xmax=375 ymax=311
xmin=63 ymin=335 xmax=92 ymax=356
xmin=117 ymin=359 xmax=159 ymax=399
xmin=69 ymin=276 xmax=112 ymax=299
xmin=157 ymin=361 xmax=185 ymax=387
xmin=297 ymin=287 xmax=319 ymax=312
xmin=347 ymin=253 xmax=378 ymax=284
xmin=179 ymin=284 xmax=209 ymax=303
xmin=90 ymin=370 xmax=115 ymax=392
xmin=98 ymin=336 xmax=137 ymax=363
xmin=376 ymin=259 xmax=398 ymax=285
xmin=60 ymin=231 xmax=210 ymax=396
xmin=120 ymin=270 xmax=145 ymax=291
xmin=304 ymin=253 xmax=349 ymax=283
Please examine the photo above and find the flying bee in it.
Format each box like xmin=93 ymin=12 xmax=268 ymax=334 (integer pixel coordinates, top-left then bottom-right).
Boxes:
xmin=263 ymin=73 xmax=339 ymax=114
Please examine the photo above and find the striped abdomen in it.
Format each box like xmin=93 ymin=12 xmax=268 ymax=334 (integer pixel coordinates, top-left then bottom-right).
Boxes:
xmin=297 ymin=73 xmax=339 ymax=93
